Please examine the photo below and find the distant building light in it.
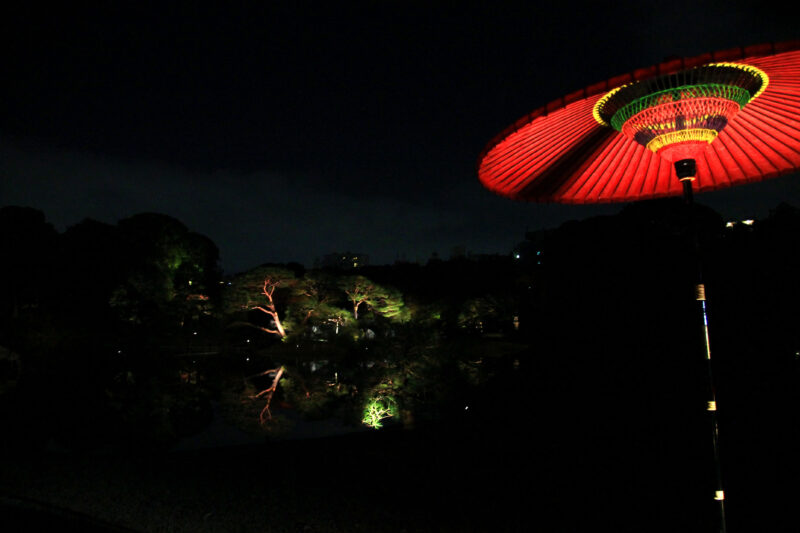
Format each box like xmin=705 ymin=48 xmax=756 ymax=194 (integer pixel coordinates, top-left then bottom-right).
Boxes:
xmin=715 ymin=490 xmax=725 ymax=501
xmin=742 ymin=219 xmax=754 ymax=226
xmin=725 ymin=221 xmax=736 ymax=228
xmin=514 ymin=253 xmax=520 ymax=259
xmin=536 ymin=250 xmax=541 ymax=256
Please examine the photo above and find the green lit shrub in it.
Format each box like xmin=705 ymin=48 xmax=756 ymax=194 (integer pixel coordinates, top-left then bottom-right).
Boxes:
xmin=361 ymin=395 xmax=397 ymax=429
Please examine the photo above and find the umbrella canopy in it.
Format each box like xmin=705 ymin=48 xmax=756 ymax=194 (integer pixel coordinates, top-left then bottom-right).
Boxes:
xmin=478 ymin=41 xmax=800 ymax=203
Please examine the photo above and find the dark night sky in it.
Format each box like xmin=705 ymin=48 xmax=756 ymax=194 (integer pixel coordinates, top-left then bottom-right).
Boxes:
xmin=2 ymin=3 xmax=799 ymax=273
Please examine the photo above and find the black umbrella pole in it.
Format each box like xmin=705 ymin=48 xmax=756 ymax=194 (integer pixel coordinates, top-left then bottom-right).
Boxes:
xmin=676 ymin=159 xmax=727 ymax=533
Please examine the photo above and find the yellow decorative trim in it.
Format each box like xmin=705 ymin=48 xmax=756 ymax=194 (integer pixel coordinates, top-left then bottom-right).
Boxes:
xmin=593 ymin=86 xmax=625 ymax=126
xmin=708 ymin=62 xmax=769 ymax=101
xmin=646 ymin=129 xmax=718 ymax=153
xmin=592 ymin=62 xmax=769 ymax=128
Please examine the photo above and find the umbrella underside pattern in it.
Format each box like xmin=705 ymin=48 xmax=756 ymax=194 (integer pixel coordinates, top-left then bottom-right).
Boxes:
xmin=478 ymin=45 xmax=800 ymax=204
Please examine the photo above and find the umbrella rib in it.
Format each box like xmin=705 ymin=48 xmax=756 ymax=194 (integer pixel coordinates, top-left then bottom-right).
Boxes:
xmin=710 ymin=135 xmax=747 ymax=183
xmin=562 ymin=135 xmax=622 ymax=201
xmin=735 ymin=114 xmax=796 ymax=170
xmin=720 ymin=125 xmax=762 ymax=184
xmin=702 ymin=142 xmax=731 ymax=190
xmin=575 ymin=135 xmax=629 ymax=201
xmin=621 ymin=146 xmax=651 ymax=199
xmin=741 ymin=107 xmax=800 ymax=159
xmin=500 ymin=125 xmax=600 ymax=195
xmin=731 ymin=120 xmax=781 ymax=174
xmin=483 ymin=113 xmax=598 ymax=191
xmin=749 ymin=99 xmax=800 ymax=126
xmin=637 ymin=151 xmax=660 ymax=198
xmin=486 ymin=100 xmax=597 ymax=169
xmin=598 ymin=139 xmax=640 ymax=200
xmin=498 ymin=123 xmax=597 ymax=191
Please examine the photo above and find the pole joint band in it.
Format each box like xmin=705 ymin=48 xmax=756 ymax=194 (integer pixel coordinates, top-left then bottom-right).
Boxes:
xmin=695 ymin=284 xmax=706 ymax=301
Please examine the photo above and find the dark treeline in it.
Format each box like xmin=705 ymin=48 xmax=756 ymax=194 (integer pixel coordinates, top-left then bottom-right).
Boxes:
xmin=1 ymin=201 xmax=798 ymax=530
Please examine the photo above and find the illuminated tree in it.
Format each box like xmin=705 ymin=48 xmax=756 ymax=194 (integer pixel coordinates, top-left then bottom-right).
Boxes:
xmin=324 ymin=307 xmax=353 ymax=335
xmin=371 ymin=286 xmax=409 ymax=322
xmin=223 ymin=266 xmax=297 ymax=338
xmin=253 ymin=278 xmax=288 ymax=337
xmin=338 ymin=275 xmax=375 ymax=320
xmin=338 ymin=275 xmax=407 ymax=322
xmin=287 ymin=272 xmax=337 ymax=327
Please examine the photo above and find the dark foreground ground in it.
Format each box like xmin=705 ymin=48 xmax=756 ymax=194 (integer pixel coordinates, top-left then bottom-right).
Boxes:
xmin=1 ymin=410 xmax=795 ymax=533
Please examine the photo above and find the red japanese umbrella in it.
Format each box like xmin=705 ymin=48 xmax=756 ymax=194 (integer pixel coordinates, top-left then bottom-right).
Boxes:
xmin=478 ymin=40 xmax=800 ymax=532
xmin=479 ymin=41 xmax=800 ymax=203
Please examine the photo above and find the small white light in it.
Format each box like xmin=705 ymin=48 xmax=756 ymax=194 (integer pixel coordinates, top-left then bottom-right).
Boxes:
xmin=725 ymin=221 xmax=735 ymax=228
xmin=715 ymin=490 xmax=725 ymax=501
xmin=246 ymin=339 xmax=250 ymax=343
xmin=742 ymin=219 xmax=754 ymax=226
xmin=193 ymin=331 xmax=197 ymax=335
xmin=464 ymin=406 xmax=469 ymax=410
xmin=246 ymin=357 xmax=250 ymax=362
